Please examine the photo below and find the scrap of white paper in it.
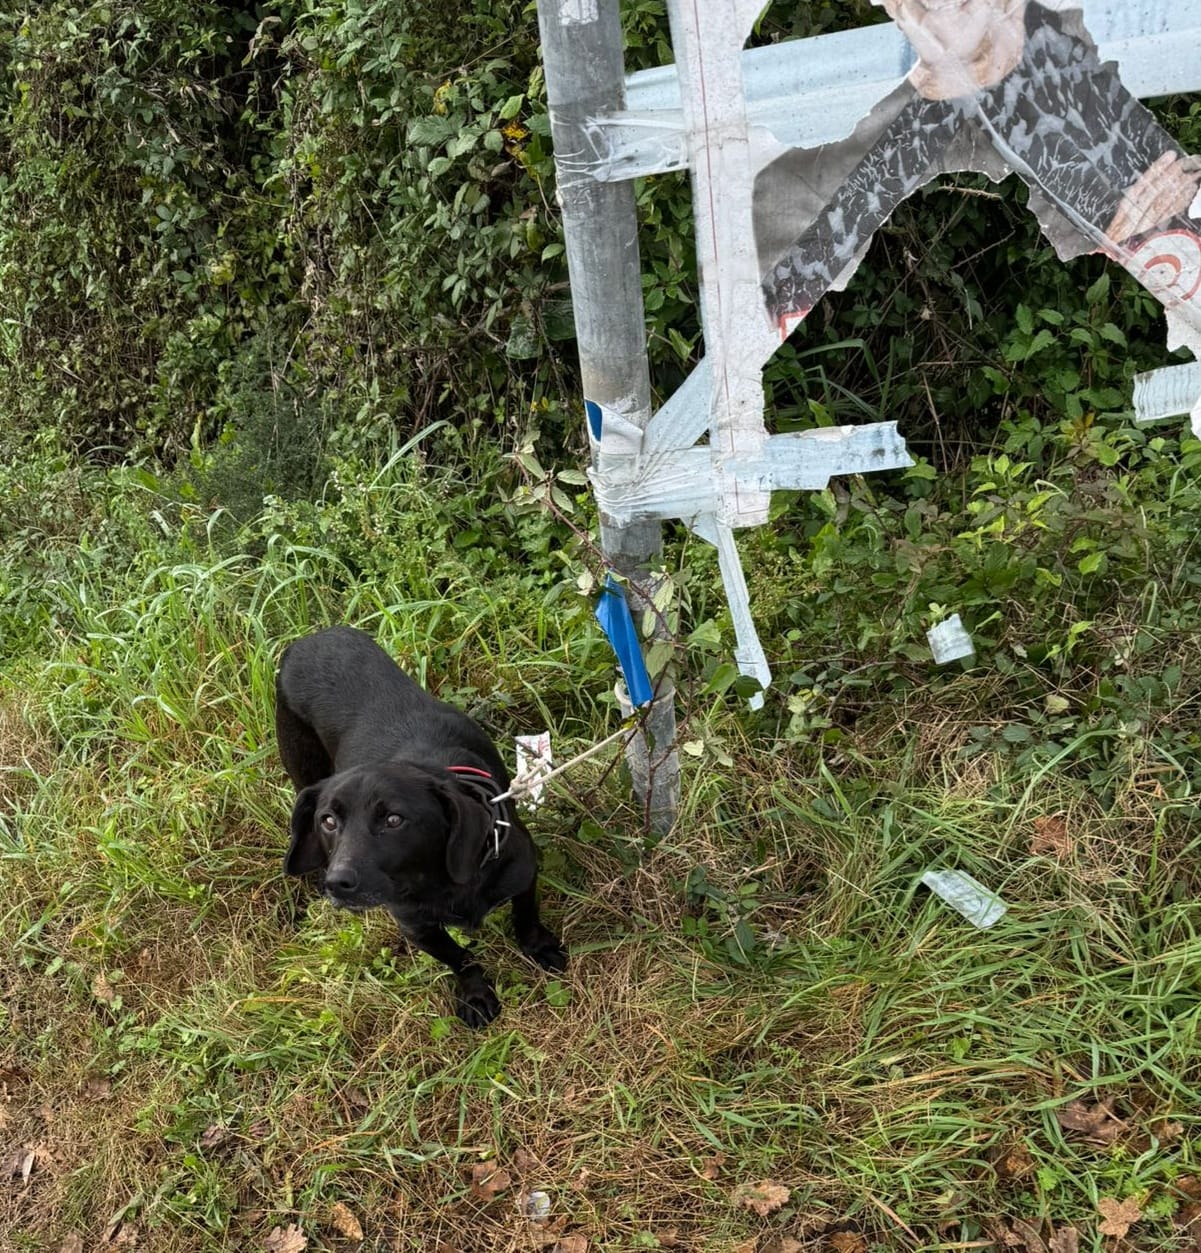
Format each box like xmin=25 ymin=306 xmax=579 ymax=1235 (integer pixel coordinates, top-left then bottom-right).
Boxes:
xmin=557 ymin=0 xmax=597 ymax=25
xmin=927 ymin=614 xmax=975 ymax=664
xmin=514 ymin=733 xmax=553 ymax=808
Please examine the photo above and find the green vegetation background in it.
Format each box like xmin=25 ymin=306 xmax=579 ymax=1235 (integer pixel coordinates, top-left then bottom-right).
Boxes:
xmin=2 ymin=2 xmax=1201 ymax=1251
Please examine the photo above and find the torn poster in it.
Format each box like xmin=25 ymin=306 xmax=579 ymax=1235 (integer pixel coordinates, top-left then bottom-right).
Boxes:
xmin=755 ymin=1 xmax=1201 ymax=346
xmin=545 ymin=0 xmax=1201 ymax=700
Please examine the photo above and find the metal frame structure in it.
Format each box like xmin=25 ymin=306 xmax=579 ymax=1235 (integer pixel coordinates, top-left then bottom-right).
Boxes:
xmin=535 ymin=0 xmax=1201 ymax=828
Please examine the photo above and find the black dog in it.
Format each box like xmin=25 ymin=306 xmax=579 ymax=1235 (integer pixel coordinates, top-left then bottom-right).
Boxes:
xmin=275 ymin=626 xmax=566 ymax=1027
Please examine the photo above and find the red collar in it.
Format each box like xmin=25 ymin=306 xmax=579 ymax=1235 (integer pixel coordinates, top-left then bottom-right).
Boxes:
xmin=444 ymin=766 xmax=509 ymax=865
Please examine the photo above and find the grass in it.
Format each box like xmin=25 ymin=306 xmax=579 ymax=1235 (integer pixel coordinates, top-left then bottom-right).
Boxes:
xmin=2 ymin=446 xmax=1201 ymax=1252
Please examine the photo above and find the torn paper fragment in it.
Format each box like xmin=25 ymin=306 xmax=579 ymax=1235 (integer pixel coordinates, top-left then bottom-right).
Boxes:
xmin=609 ymin=10 xmax=1201 ymax=184
xmin=584 ymin=397 xmax=645 ymax=455
xmin=920 ymin=869 xmax=1007 ymax=929
xmin=523 ymin=1190 xmax=552 ymax=1221
xmin=1132 ymin=361 xmax=1201 ymax=424
xmin=927 ymin=614 xmax=974 ymax=664
xmin=753 ymin=2 xmax=1201 ymax=344
xmin=514 ymin=733 xmax=553 ymax=809
xmin=556 ymin=0 xmax=597 ymax=25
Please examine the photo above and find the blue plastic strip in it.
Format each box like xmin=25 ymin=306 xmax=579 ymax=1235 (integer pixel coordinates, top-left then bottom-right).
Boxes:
xmin=594 ymin=575 xmax=654 ymax=708
xmin=585 ymin=398 xmax=603 ymax=442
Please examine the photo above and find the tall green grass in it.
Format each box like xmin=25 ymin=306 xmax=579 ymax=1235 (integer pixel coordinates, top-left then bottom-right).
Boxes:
xmin=3 ymin=438 xmax=1201 ymax=1251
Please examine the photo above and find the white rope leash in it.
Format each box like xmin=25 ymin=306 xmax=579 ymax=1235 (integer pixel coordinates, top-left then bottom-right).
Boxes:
xmin=489 ymin=722 xmax=640 ymax=807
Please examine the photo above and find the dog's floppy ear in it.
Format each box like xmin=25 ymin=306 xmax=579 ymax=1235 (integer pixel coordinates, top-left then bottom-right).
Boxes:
xmin=440 ymin=785 xmax=495 ymax=884
xmin=284 ymin=784 xmax=327 ymax=876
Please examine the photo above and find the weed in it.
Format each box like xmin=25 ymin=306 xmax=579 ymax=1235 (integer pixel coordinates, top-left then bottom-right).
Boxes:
xmin=3 ymin=432 xmax=1201 ymax=1250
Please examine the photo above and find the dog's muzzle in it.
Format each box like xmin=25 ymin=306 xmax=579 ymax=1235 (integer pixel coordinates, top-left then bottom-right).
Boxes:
xmin=322 ymin=865 xmax=375 ymax=911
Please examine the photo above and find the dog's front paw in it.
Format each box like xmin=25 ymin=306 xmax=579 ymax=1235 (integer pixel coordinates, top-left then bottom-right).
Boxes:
xmin=519 ymin=925 xmax=568 ymax=973
xmin=454 ymin=965 xmax=501 ymax=1029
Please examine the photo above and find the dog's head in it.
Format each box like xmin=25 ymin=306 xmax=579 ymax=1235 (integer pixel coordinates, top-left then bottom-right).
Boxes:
xmin=283 ymin=762 xmax=497 ymax=906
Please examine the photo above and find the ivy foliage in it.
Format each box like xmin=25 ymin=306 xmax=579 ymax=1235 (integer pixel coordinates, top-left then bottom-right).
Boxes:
xmin=0 ymin=0 xmax=568 ymax=473
xmin=1 ymin=0 xmax=1199 ymax=486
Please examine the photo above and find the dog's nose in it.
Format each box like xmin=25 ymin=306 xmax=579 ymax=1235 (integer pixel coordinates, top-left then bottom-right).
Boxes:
xmin=324 ymin=865 xmax=359 ymax=896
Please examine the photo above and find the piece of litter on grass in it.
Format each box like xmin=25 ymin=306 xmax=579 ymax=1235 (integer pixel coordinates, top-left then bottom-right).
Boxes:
xmin=514 ymin=733 xmax=552 ymax=808
xmin=2 ymin=1145 xmax=35 ymax=1187
xmin=920 ymin=869 xmax=1007 ymax=928
xmin=523 ymin=1190 xmax=552 ymax=1221
xmin=926 ymin=614 xmax=975 ymax=664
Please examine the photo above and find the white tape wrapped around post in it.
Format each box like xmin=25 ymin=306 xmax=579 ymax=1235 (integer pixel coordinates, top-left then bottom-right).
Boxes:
xmin=535 ymin=0 xmax=1201 ymax=829
xmin=689 ymin=514 xmax=771 ymax=709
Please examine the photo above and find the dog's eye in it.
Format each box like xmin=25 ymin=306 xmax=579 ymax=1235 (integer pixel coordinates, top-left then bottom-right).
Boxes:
xmin=383 ymin=813 xmax=404 ymax=829
xmin=320 ymin=813 xmax=338 ymax=832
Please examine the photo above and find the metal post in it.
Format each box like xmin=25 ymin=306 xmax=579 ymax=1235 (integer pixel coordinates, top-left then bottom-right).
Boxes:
xmin=535 ymin=0 xmax=679 ymax=833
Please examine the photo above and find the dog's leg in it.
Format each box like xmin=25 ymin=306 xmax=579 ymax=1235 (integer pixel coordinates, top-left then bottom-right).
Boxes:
xmin=275 ymin=683 xmax=333 ymax=790
xmin=401 ymin=921 xmax=502 ymax=1029
xmin=510 ymin=886 xmax=568 ymax=973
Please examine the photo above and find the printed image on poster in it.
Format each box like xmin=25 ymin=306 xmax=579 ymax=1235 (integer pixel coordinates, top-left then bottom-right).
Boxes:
xmin=752 ymin=0 xmax=1201 ymax=338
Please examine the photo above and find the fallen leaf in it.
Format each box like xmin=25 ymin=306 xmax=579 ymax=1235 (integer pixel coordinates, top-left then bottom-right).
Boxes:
xmin=981 ymin=1218 xmax=1021 ymax=1248
xmin=329 ymin=1201 xmax=363 ymax=1241
xmin=514 ymin=1147 xmax=540 ymax=1173
xmin=1097 ymin=1197 xmax=1142 ymax=1239
xmin=552 ymin=1237 xmax=588 ymax=1253
xmin=1154 ymin=1119 xmax=1185 ymax=1143
xmin=60 ymin=1235 xmax=85 ymax=1253
xmin=1177 ymin=1203 xmax=1201 ymax=1246
xmin=92 ymin=971 xmax=117 ymax=1005
xmin=199 ymin=1124 xmax=228 ymax=1150
xmin=1055 ymin=1100 xmax=1124 ymax=1146
xmin=733 ymin=1179 xmax=791 ymax=1217
xmin=1175 ymin=1176 xmax=1201 ymax=1240
xmin=1010 ymin=1217 xmax=1047 ymax=1253
xmin=1031 ymin=815 xmax=1072 ymax=859
xmin=342 ymin=1087 xmax=371 ymax=1111
xmin=700 ymin=1152 xmax=726 ymax=1180
xmin=993 ymin=1141 xmax=1035 ymax=1181
xmin=1048 ymin=1228 xmax=1079 ymax=1253
xmin=263 ymin=1224 xmax=308 ymax=1253
xmin=1177 ymin=1177 xmax=1201 ymax=1200
xmin=470 ymin=1162 xmax=512 ymax=1201
xmin=827 ymin=1234 xmax=865 ymax=1253
xmin=108 ymin=1224 xmax=140 ymax=1248
xmin=529 ymin=1215 xmax=568 ymax=1247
